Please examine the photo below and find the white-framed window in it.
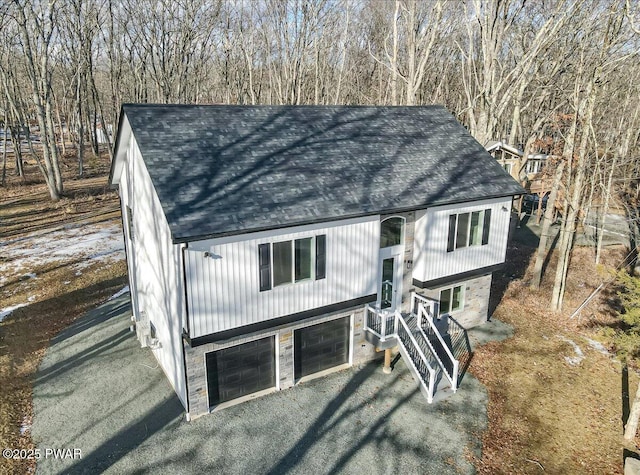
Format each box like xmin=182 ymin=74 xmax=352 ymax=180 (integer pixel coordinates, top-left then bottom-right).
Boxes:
xmin=526 ymin=160 xmax=544 ymax=174
xmin=259 ymin=235 xmax=326 ymax=291
xmin=447 ymin=209 xmax=491 ymax=252
xmin=439 ymin=285 xmax=464 ymax=316
xmin=502 ymin=162 xmax=512 ymax=174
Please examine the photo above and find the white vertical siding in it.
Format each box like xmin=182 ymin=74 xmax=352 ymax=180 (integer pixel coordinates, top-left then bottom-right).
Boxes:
xmin=185 ymin=217 xmax=379 ymax=338
xmin=124 ymin=135 xmax=187 ymax=409
xmin=413 ymin=197 xmax=512 ymax=283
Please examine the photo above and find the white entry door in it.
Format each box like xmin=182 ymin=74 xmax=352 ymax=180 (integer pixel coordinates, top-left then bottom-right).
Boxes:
xmin=377 ymin=247 xmax=403 ymax=312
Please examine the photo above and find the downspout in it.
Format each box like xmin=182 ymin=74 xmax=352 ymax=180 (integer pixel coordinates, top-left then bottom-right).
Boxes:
xmin=180 ymin=243 xmax=191 ymax=420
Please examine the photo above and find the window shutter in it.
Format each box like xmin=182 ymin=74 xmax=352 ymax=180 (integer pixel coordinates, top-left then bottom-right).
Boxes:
xmin=315 ymin=234 xmax=326 ymax=280
xmin=482 ymin=209 xmax=492 ymax=245
xmin=446 ymin=214 xmax=456 ymax=252
xmin=258 ymin=243 xmax=271 ymax=291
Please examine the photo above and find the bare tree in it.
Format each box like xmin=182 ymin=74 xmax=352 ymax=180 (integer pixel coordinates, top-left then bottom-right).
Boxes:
xmin=9 ymin=0 xmax=63 ymax=199
xmin=459 ymin=0 xmax=577 ymax=146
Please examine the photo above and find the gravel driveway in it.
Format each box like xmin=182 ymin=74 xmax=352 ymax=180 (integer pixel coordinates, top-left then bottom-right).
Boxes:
xmin=32 ymin=295 xmax=512 ymax=474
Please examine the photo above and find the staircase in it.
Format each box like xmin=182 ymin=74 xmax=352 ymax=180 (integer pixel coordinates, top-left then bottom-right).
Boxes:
xmin=364 ymin=293 xmax=463 ymax=403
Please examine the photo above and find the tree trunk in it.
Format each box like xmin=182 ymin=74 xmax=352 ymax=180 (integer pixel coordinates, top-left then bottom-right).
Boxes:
xmin=551 ymin=81 xmax=596 ymax=311
xmin=596 ymin=152 xmax=617 ymax=264
xmin=625 ymin=379 xmax=640 ymax=442
xmin=76 ymin=66 xmax=84 ymax=177
xmin=9 ymin=125 xmax=24 ymax=178
xmin=531 ymin=160 xmax=566 ymax=290
xmin=1 ymin=109 xmax=6 ymax=186
xmin=390 ymin=0 xmax=400 ymax=105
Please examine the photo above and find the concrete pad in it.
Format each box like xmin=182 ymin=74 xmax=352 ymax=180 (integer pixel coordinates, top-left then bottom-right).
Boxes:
xmin=33 ymin=296 xmax=502 ymax=474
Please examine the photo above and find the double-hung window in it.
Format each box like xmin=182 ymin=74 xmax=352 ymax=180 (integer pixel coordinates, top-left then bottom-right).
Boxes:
xmin=447 ymin=209 xmax=491 ymax=252
xmin=439 ymin=285 xmax=464 ymax=316
xmin=259 ymin=235 xmax=326 ymax=291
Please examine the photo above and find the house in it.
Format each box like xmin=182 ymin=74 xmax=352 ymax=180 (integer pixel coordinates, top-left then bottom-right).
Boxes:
xmin=485 ymin=140 xmax=550 ymax=181
xmin=108 ymin=104 xmax=523 ymax=419
xmin=486 ymin=141 xmax=554 ymax=222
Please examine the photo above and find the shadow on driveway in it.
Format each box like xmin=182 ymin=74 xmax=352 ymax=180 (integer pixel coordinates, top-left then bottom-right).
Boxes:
xmin=33 ymin=296 xmax=507 ymax=474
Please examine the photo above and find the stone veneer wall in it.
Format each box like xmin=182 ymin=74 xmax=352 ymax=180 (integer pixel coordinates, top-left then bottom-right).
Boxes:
xmin=184 ymin=306 xmax=381 ymax=418
xmin=411 ymin=273 xmax=492 ymax=329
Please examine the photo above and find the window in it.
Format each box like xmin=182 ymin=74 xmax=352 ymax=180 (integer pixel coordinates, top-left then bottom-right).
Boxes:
xmin=526 ymin=160 xmax=544 ymax=174
xmin=447 ymin=209 xmax=491 ymax=252
xmin=273 ymin=241 xmax=292 ymax=286
xmin=259 ymin=235 xmax=326 ymax=291
xmin=380 ymin=217 xmax=404 ymax=248
xmin=439 ymin=285 xmax=464 ymax=316
xmin=502 ymin=163 xmax=512 ymax=174
xmin=294 ymin=238 xmax=312 ymax=281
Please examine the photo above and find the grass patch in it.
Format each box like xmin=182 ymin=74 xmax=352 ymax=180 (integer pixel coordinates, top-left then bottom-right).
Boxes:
xmin=472 ymin=242 xmax=633 ymax=474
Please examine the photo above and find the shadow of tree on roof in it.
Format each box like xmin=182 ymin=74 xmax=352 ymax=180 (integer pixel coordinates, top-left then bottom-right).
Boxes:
xmin=129 ymin=105 xmax=521 ymax=242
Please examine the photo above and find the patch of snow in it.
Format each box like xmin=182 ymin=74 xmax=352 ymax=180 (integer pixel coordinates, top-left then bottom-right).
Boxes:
xmin=0 ymin=224 xmax=125 ymax=280
xmin=557 ymin=335 xmax=584 ymax=366
xmin=0 ymin=303 xmax=28 ymax=323
xmin=108 ymin=285 xmax=130 ymax=301
xmin=27 ymin=296 xmax=36 ymax=302
xmin=75 ymin=271 xmax=82 ymax=276
xmin=586 ymin=338 xmax=612 ymax=357
xmin=63 ymin=281 xmax=71 ymax=285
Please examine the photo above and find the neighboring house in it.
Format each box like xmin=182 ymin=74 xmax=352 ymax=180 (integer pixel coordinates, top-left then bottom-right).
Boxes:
xmin=485 ymin=140 xmax=550 ymax=182
xmin=96 ymin=124 xmax=113 ymax=145
xmin=108 ymin=104 xmax=523 ymax=419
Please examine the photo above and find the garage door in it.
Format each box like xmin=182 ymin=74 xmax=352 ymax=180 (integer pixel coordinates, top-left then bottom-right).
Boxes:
xmin=294 ymin=317 xmax=350 ymax=380
xmin=206 ymin=336 xmax=275 ymax=407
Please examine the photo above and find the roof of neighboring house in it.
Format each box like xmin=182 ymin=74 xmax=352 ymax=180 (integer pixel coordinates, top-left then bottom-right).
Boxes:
xmin=110 ymin=104 xmax=524 ymax=242
xmin=485 ymin=140 xmax=523 ymax=156
xmin=485 ymin=141 xmax=552 ymax=161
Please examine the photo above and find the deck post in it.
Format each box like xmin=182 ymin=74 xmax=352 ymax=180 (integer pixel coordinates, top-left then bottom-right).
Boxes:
xmin=383 ymin=348 xmax=392 ymax=374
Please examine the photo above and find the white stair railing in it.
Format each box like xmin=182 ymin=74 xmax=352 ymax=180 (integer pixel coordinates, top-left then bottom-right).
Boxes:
xmin=417 ymin=306 xmax=459 ymax=391
xmin=394 ymin=311 xmax=436 ymax=403
xmin=411 ymin=291 xmax=438 ymax=317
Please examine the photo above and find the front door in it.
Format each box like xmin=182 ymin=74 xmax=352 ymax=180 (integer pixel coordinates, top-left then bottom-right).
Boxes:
xmin=377 ymin=248 xmax=403 ymax=311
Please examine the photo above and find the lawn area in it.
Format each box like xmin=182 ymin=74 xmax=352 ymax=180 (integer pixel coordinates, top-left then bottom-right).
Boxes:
xmin=473 ymin=238 xmax=636 ymax=474
xmin=0 ymin=154 xmax=637 ymax=474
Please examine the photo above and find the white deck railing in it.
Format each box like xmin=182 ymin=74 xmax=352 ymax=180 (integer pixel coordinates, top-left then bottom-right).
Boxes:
xmin=364 ymin=304 xmax=396 ymax=342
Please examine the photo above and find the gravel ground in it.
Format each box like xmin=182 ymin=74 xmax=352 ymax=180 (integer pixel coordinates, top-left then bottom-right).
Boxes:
xmin=32 ymin=296 xmax=513 ymax=474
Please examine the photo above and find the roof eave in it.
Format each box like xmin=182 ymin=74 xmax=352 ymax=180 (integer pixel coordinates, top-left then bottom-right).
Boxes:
xmin=107 ymin=106 xmax=133 ymax=189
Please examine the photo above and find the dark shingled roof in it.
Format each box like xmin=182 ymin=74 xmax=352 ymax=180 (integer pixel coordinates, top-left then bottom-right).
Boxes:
xmin=117 ymin=104 xmax=524 ymax=242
